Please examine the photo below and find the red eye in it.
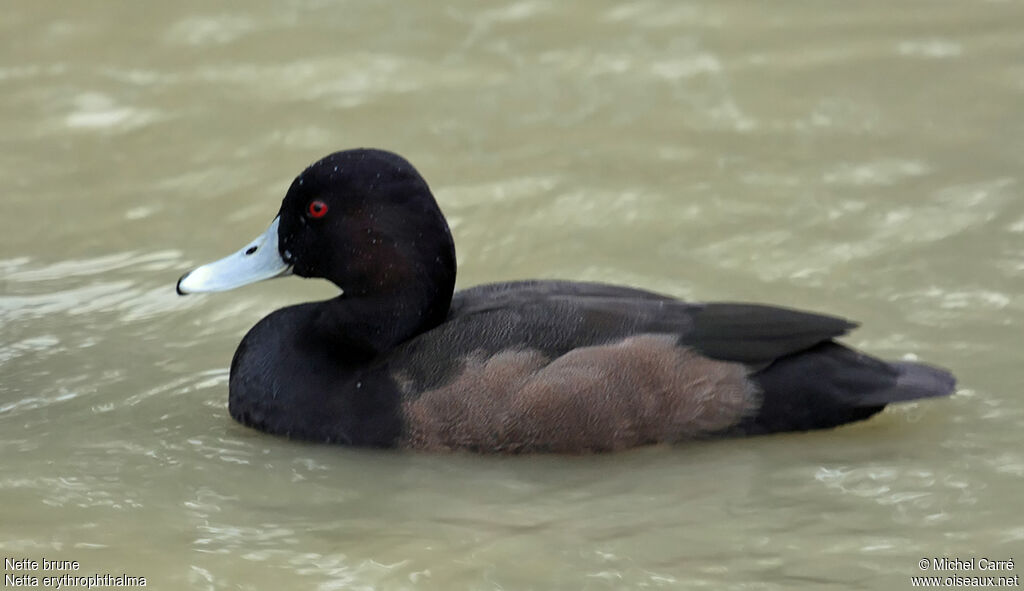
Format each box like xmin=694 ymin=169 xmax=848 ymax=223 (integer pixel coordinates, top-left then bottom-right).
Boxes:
xmin=308 ymin=200 xmax=328 ymax=218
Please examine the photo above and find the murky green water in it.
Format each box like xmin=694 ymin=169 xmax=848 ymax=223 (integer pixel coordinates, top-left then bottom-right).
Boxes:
xmin=3 ymin=1 xmax=1023 ymax=589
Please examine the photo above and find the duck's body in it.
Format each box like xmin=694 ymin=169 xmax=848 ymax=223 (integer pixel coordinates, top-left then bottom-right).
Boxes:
xmin=178 ymin=149 xmax=955 ymax=453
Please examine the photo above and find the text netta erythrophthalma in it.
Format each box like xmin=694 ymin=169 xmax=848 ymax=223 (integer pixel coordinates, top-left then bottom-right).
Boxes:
xmin=177 ymin=149 xmax=956 ymax=453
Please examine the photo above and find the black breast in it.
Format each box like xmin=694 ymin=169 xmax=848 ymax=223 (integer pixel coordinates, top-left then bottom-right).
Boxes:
xmin=228 ymin=303 xmax=404 ymax=446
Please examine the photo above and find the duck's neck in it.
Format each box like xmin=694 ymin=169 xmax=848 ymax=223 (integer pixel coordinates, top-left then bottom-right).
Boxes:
xmin=312 ymin=279 xmax=454 ymax=358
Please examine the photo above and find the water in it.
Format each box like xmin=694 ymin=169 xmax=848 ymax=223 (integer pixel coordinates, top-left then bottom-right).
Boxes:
xmin=3 ymin=1 xmax=1023 ymax=589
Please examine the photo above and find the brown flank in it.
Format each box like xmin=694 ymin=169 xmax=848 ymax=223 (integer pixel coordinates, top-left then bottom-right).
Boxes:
xmin=399 ymin=334 xmax=760 ymax=453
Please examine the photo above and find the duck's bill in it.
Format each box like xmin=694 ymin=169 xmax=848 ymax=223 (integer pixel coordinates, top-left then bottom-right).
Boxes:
xmin=176 ymin=216 xmax=292 ymax=295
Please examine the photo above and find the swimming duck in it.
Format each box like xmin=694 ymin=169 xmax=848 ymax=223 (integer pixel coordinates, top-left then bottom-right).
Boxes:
xmin=177 ymin=149 xmax=956 ymax=453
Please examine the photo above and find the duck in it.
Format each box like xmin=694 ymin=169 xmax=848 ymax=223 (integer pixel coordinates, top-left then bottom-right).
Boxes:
xmin=176 ymin=148 xmax=956 ymax=453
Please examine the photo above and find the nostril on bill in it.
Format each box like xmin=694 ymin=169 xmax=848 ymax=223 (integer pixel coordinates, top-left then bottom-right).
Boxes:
xmin=245 ymin=246 xmax=258 ymax=255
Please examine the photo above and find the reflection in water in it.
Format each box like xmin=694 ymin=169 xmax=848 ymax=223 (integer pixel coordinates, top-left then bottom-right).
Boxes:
xmin=2 ymin=0 xmax=1023 ymax=588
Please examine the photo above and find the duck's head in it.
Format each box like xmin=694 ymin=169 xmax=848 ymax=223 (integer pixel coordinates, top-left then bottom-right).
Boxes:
xmin=177 ymin=149 xmax=457 ymax=308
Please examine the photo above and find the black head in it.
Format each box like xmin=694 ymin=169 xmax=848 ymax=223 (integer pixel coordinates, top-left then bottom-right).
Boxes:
xmin=178 ymin=148 xmax=458 ymax=351
xmin=277 ymin=149 xmax=456 ymax=298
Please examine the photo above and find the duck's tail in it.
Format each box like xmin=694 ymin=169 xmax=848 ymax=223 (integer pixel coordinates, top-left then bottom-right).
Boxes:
xmin=734 ymin=343 xmax=956 ymax=436
xmin=854 ymin=360 xmax=957 ymax=406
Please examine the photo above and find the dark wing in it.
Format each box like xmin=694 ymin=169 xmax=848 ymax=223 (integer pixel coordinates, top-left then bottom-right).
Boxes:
xmin=684 ymin=303 xmax=858 ymax=365
xmin=388 ymin=280 xmax=857 ymax=390
xmin=451 ymin=281 xmax=856 ymax=364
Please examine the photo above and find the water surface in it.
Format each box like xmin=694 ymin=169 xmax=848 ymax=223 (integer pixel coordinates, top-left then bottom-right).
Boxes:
xmin=3 ymin=1 xmax=1023 ymax=589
